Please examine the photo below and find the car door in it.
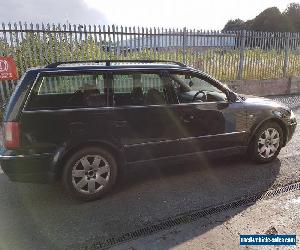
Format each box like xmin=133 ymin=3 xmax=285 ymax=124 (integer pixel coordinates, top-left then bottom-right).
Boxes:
xmin=21 ymin=71 xmax=113 ymax=155
xmin=165 ymin=71 xmax=248 ymax=155
xmin=108 ymin=70 xmax=181 ymax=163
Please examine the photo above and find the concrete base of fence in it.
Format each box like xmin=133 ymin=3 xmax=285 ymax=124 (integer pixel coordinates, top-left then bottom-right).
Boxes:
xmin=226 ymin=76 xmax=300 ymax=96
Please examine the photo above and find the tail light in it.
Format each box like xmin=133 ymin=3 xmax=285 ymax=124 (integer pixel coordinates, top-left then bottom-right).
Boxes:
xmin=3 ymin=122 xmax=20 ymax=149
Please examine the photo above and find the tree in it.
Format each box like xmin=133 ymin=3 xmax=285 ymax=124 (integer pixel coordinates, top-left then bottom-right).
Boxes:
xmin=222 ymin=19 xmax=245 ymax=32
xmin=222 ymin=3 xmax=298 ymax=32
xmin=283 ymin=2 xmax=300 ymax=31
xmin=251 ymin=7 xmax=291 ymax=32
xmin=243 ymin=20 xmax=254 ymax=30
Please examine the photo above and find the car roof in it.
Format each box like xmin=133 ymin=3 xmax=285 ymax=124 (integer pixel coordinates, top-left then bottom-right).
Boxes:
xmin=46 ymin=60 xmax=186 ymax=67
xmin=30 ymin=60 xmax=190 ymax=73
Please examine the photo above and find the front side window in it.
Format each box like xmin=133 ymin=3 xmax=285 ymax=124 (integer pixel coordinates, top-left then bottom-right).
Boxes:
xmin=170 ymin=73 xmax=227 ymax=103
xmin=112 ymin=73 xmax=173 ymax=106
xmin=26 ymin=74 xmax=106 ymax=110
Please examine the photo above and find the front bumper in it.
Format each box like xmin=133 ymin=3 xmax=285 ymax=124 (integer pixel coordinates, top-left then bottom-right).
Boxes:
xmin=0 ymin=149 xmax=56 ymax=183
xmin=286 ymin=120 xmax=297 ymax=144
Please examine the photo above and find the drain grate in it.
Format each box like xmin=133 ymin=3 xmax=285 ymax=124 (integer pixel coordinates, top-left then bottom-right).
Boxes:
xmin=78 ymin=181 xmax=300 ymax=250
xmin=262 ymin=182 xmax=300 ymax=199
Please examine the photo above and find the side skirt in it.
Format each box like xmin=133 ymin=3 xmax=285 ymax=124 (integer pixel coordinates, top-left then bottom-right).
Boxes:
xmin=126 ymin=146 xmax=248 ymax=168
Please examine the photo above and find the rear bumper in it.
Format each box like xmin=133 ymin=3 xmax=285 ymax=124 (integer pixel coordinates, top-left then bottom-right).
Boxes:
xmin=0 ymin=149 xmax=56 ymax=183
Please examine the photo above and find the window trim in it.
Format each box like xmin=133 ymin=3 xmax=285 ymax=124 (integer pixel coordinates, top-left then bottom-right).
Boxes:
xmin=23 ymin=70 xmax=109 ymax=111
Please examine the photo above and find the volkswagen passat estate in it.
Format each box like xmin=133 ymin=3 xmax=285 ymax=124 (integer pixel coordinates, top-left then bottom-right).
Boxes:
xmin=0 ymin=60 xmax=296 ymax=201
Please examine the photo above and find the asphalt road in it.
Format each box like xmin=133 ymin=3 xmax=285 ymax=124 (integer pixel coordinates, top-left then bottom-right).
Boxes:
xmin=0 ymin=96 xmax=299 ymax=250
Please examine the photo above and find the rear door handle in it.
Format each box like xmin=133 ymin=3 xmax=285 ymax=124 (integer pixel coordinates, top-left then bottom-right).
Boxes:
xmin=181 ymin=114 xmax=195 ymax=123
xmin=112 ymin=120 xmax=128 ymax=128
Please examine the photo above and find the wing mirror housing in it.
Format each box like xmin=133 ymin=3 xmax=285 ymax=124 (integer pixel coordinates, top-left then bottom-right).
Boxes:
xmin=227 ymin=91 xmax=238 ymax=103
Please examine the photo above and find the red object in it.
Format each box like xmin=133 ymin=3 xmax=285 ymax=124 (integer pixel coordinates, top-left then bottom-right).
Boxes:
xmin=4 ymin=122 xmax=20 ymax=149
xmin=0 ymin=56 xmax=18 ymax=80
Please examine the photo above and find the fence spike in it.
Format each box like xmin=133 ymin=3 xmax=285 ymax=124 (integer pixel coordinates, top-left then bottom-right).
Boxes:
xmin=1 ymin=21 xmax=300 ymax=101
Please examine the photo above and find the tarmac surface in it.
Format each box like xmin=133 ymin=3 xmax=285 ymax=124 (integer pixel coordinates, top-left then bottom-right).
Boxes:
xmin=0 ymin=95 xmax=299 ymax=250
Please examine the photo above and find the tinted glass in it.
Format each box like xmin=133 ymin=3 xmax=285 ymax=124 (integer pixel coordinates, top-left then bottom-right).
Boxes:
xmin=170 ymin=73 xmax=227 ymax=103
xmin=113 ymin=73 xmax=170 ymax=106
xmin=26 ymin=74 xmax=107 ymax=110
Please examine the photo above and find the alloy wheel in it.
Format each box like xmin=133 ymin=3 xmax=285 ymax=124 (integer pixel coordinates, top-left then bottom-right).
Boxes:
xmin=71 ymin=155 xmax=111 ymax=194
xmin=257 ymin=128 xmax=280 ymax=159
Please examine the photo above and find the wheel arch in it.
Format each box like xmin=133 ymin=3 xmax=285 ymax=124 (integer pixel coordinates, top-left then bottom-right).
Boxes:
xmin=51 ymin=141 xmax=126 ymax=180
xmin=249 ymin=117 xmax=288 ymax=146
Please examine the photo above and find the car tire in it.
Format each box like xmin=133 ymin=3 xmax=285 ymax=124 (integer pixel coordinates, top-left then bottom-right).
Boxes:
xmin=249 ymin=122 xmax=283 ymax=163
xmin=62 ymin=147 xmax=118 ymax=201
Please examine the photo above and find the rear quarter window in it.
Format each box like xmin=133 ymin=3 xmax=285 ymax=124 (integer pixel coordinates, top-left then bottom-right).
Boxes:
xmin=4 ymin=71 xmax=36 ymax=121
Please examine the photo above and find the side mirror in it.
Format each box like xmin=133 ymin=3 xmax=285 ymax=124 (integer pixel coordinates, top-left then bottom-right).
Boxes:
xmin=188 ymin=81 xmax=193 ymax=87
xmin=227 ymin=91 xmax=237 ymax=103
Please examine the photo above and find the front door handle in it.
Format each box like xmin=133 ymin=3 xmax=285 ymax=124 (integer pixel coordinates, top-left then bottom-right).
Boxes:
xmin=112 ymin=120 xmax=128 ymax=128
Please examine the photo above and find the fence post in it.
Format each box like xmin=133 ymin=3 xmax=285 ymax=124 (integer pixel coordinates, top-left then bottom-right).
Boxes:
xmin=182 ymin=27 xmax=187 ymax=65
xmin=0 ymin=35 xmax=5 ymax=104
xmin=283 ymin=33 xmax=289 ymax=77
xmin=237 ymin=30 xmax=246 ymax=80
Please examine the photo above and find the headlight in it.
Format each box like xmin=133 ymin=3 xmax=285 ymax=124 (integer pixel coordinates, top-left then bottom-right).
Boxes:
xmin=290 ymin=110 xmax=295 ymax=120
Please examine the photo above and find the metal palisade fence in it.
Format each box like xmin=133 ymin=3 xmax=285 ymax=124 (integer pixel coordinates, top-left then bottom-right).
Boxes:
xmin=0 ymin=22 xmax=300 ymax=102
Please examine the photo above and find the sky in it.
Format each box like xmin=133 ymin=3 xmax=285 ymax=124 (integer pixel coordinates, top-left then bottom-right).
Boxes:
xmin=0 ymin=0 xmax=296 ymax=30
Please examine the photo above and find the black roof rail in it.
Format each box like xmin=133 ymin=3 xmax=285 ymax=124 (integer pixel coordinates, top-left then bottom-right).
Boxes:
xmin=45 ymin=60 xmax=187 ymax=68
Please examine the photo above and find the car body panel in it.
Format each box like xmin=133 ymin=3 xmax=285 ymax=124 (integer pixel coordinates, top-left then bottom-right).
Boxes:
xmin=162 ymin=101 xmax=248 ymax=155
xmin=242 ymin=95 xmax=297 ymax=145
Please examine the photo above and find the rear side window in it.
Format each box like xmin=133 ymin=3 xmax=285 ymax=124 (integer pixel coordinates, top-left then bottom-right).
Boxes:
xmin=112 ymin=73 xmax=172 ymax=106
xmin=26 ymin=74 xmax=107 ymax=110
